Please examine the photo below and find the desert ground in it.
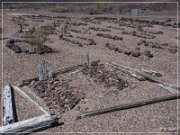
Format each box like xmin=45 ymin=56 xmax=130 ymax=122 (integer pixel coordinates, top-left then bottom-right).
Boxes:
xmin=0 ymin=3 xmax=180 ymax=135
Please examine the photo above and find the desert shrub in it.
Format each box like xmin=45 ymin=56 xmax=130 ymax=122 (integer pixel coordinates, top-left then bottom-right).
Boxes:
xmin=25 ymin=25 xmax=54 ymax=50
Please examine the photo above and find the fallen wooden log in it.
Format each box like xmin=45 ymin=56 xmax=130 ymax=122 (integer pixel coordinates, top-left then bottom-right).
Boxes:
xmin=0 ymin=114 xmax=59 ymax=134
xmin=77 ymin=93 xmax=180 ymax=119
xmin=19 ymin=60 xmax=100 ymax=87
xmin=2 ymin=84 xmax=16 ymax=125
xmin=108 ymin=62 xmax=178 ymax=93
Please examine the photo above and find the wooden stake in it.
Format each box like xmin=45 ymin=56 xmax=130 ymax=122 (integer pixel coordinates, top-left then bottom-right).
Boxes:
xmin=77 ymin=93 xmax=180 ymax=119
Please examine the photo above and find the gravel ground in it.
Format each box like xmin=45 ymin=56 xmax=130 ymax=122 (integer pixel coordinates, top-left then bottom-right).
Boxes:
xmin=1 ymin=9 xmax=179 ymax=135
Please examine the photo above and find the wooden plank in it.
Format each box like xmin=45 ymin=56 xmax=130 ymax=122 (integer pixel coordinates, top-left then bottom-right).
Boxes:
xmin=0 ymin=114 xmax=58 ymax=134
xmin=2 ymin=84 xmax=15 ymax=125
xmin=13 ymin=86 xmax=49 ymax=115
xmin=77 ymin=93 xmax=180 ymax=119
xmin=19 ymin=60 xmax=100 ymax=87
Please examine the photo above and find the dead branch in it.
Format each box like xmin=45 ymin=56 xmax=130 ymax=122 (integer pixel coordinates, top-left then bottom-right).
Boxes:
xmin=77 ymin=93 xmax=180 ymax=119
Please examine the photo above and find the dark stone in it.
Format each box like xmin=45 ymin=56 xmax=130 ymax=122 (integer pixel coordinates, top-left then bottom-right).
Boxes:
xmin=144 ymin=50 xmax=153 ymax=58
xmin=34 ymin=81 xmax=48 ymax=94
xmin=131 ymin=50 xmax=141 ymax=57
xmin=68 ymin=96 xmax=81 ymax=109
xmin=59 ymin=34 xmax=63 ymax=38
xmin=34 ymin=45 xmax=53 ymax=54
xmin=89 ymin=39 xmax=96 ymax=45
xmin=169 ymin=48 xmax=177 ymax=54
xmin=6 ymin=40 xmax=22 ymax=53
xmin=124 ymin=51 xmax=131 ymax=55
xmin=60 ymin=91 xmax=72 ymax=100
xmin=57 ymin=98 xmax=65 ymax=107
xmin=117 ymin=48 xmax=123 ymax=53
xmin=116 ymin=79 xmax=128 ymax=90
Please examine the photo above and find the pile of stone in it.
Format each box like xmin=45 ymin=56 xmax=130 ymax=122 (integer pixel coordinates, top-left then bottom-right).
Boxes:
xmin=88 ymin=27 xmax=111 ymax=32
xmin=97 ymin=33 xmax=123 ymax=40
xmin=122 ymin=31 xmax=156 ymax=39
xmin=137 ymin=40 xmax=176 ymax=54
xmin=82 ymin=63 xmax=128 ymax=90
xmin=31 ymin=77 xmax=85 ymax=114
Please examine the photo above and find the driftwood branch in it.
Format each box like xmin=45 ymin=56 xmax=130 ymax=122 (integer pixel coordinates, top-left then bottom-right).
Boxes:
xmin=20 ymin=60 xmax=100 ymax=87
xmin=77 ymin=93 xmax=180 ymax=119
xmin=108 ymin=62 xmax=178 ymax=93
xmin=0 ymin=114 xmax=57 ymax=134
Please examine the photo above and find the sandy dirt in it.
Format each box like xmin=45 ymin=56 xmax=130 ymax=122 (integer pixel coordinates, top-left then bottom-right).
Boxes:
xmin=1 ymin=9 xmax=180 ymax=135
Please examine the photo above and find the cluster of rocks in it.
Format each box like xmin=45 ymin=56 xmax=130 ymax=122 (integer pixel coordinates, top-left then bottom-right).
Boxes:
xmin=31 ymin=77 xmax=85 ymax=114
xmin=105 ymin=43 xmax=153 ymax=59
xmin=120 ymin=17 xmax=178 ymax=28
xmin=61 ymin=37 xmax=83 ymax=47
xmin=70 ymin=29 xmax=82 ymax=33
xmin=82 ymin=63 xmax=128 ymax=90
xmin=122 ymin=30 xmax=156 ymax=39
xmin=88 ymin=27 xmax=111 ymax=32
xmin=71 ymin=22 xmax=88 ymax=26
xmin=60 ymin=34 xmax=96 ymax=46
xmin=97 ymin=33 xmax=123 ymax=40
xmin=137 ymin=40 xmax=177 ymax=54
xmin=107 ymin=25 xmax=125 ymax=31
xmin=105 ymin=43 xmax=124 ymax=53
xmin=75 ymin=36 xmax=96 ymax=45
xmin=6 ymin=39 xmax=53 ymax=54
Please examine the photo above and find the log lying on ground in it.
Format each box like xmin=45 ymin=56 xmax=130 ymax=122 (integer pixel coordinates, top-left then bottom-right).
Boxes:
xmin=108 ymin=62 xmax=178 ymax=93
xmin=0 ymin=114 xmax=59 ymax=134
xmin=20 ymin=60 xmax=100 ymax=87
xmin=2 ymin=84 xmax=16 ymax=125
xmin=77 ymin=93 xmax=180 ymax=119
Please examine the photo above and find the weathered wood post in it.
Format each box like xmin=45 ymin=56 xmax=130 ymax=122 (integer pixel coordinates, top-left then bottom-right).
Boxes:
xmin=2 ymin=84 xmax=15 ymax=125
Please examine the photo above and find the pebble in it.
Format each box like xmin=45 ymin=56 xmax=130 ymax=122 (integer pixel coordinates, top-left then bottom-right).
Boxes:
xmin=131 ymin=50 xmax=141 ymax=57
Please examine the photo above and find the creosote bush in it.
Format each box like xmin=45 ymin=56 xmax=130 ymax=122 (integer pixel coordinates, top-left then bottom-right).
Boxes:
xmin=25 ymin=25 xmax=54 ymax=47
